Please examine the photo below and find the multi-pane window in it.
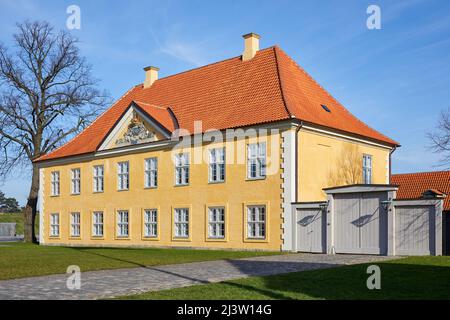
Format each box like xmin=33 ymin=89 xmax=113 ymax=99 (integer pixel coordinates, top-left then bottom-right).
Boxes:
xmin=247 ymin=143 xmax=266 ymax=179
xmin=144 ymin=209 xmax=158 ymax=238
xmin=247 ymin=205 xmax=266 ymax=239
xmin=362 ymin=154 xmax=372 ymax=184
xmin=208 ymin=207 xmax=225 ymax=239
xmin=92 ymin=212 xmax=104 ymax=237
xmin=70 ymin=212 xmax=81 ymax=237
xmin=51 ymin=171 xmax=60 ymax=196
xmin=50 ymin=213 xmax=59 ymax=237
xmin=117 ymin=162 xmax=129 ymax=190
xmin=209 ymin=148 xmax=225 ymax=183
xmin=175 ymin=153 xmax=189 ymax=185
xmin=117 ymin=210 xmax=129 ymax=237
xmin=144 ymin=158 xmax=158 ymax=188
xmin=71 ymin=168 xmax=81 ymax=194
xmin=93 ymin=165 xmax=104 ymax=193
xmin=174 ymin=208 xmax=189 ymax=238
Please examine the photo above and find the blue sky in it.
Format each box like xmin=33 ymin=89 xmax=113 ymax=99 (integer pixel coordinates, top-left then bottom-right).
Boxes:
xmin=0 ymin=0 xmax=449 ymax=204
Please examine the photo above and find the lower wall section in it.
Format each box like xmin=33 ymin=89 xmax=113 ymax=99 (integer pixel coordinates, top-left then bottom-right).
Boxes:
xmin=42 ymin=201 xmax=282 ymax=251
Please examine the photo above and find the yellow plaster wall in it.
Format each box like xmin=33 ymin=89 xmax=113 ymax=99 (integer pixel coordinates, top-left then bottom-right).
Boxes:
xmin=297 ymin=129 xmax=391 ymax=202
xmin=42 ymin=133 xmax=283 ymax=251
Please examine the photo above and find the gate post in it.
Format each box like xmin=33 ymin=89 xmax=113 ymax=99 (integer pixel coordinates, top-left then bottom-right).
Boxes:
xmin=387 ymin=189 xmax=396 ymax=256
xmin=326 ymin=193 xmax=334 ymax=254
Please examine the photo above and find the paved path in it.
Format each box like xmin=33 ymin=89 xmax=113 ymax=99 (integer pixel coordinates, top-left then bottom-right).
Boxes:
xmin=0 ymin=254 xmax=398 ymax=300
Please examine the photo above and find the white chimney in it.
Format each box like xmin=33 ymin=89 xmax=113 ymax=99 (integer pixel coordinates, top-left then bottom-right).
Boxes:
xmin=242 ymin=32 xmax=260 ymax=61
xmin=143 ymin=66 xmax=159 ymax=88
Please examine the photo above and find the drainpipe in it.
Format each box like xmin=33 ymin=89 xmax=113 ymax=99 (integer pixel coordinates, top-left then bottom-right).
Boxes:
xmin=294 ymin=121 xmax=303 ymax=203
xmin=389 ymin=146 xmax=397 ymax=184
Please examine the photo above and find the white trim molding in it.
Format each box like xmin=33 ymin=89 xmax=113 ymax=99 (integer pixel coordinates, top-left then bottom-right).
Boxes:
xmin=281 ymin=127 xmax=297 ymax=251
xmin=98 ymin=104 xmax=171 ymax=151
xmin=38 ymin=167 xmax=45 ymax=245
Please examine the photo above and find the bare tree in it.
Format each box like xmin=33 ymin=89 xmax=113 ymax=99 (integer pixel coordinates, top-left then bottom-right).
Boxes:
xmin=327 ymin=144 xmax=362 ymax=186
xmin=428 ymin=108 xmax=450 ymax=167
xmin=0 ymin=21 xmax=108 ymax=242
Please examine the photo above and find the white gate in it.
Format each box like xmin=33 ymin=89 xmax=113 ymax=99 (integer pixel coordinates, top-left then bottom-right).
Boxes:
xmin=333 ymin=192 xmax=388 ymax=255
xmin=394 ymin=205 xmax=435 ymax=255
xmin=296 ymin=207 xmax=326 ymax=253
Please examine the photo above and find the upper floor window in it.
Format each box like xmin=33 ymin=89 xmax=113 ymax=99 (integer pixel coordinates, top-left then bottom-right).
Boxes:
xmin=51 ymin=171 xmax=60 ymax=196
xmin=117 ymin=161 xmax=129 ymax=190
xmin=93 ymin=165 xmax=104 ymax=193
xmin=117 ymin=210 xmax=129 ymax=237
xmin=50 ymin=213 xmax=59 ymax=237
xmin=247 ymin=143 xmax=266 ymax=179
xmin=247 ymin=205 xmax=266 ymax=239
xmin=144 ymin=209 xmax=158 ymax=238
xmin=70 ymin=212 xmax=81 ymax=237
xmin=71 ymin=168 xmax=81 ymax=194
xmin=362 ymin=154 xmax=372 ymax=184
xmin=175 ymin=153 xmax=189 ymax=186
xmin=209 ymin=148 xmax=225 ymax=183
xmin=144 ymin=158 xmax=158 ymax=188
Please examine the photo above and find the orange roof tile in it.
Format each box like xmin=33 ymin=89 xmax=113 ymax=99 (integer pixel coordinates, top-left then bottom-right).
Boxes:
xmin=36 ymin=46 xmax=398 ymax=162
xmin=391 ymin=171 xmax=450 ymax=211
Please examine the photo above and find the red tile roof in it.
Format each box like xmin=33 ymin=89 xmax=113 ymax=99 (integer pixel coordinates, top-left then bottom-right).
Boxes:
xmin=391 ymin=171 xmax=450 ymax=211
xmin=36 ymin=46 xmax=398 ymax=162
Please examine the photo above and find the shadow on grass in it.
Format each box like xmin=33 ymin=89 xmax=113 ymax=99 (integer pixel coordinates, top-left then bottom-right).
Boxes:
xmin=221 ymin=262 xmax=450 ymax=300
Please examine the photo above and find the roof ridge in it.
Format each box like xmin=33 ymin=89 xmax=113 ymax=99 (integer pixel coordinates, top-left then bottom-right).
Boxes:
xmin=133 ymin=100 xmax=168 ymax=110
xmin=137 ymin=46 xmax=278 ymax=87
xmin=273 ymin=46 xmax=293 ymax=119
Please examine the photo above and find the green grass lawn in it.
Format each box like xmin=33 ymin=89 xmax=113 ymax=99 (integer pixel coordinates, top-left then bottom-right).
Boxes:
xmin=0 ymin=213 xmax=39 ymax=235
xmin=0 ymin=242 xmax=281 ymax=280
xmin=119 ymin=256 xmax=450 ymax=300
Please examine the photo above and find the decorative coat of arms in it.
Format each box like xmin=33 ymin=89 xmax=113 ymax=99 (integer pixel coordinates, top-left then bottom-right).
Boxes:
xmin=115 ymin=115 xmax=156 ymax=146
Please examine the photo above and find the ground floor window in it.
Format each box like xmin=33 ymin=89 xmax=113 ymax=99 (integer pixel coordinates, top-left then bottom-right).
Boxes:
xmin=208 ymin=207 xmax=225 ymax=239
xmin=70 ymin=212 xmax=80 ymax=237
xmin=144 ymin=209 xmax=158 ymax=238
xmin=117 ymin=210 xmax=129 ymax=237
xmin=92 ymin=212 xmax=104 ymax=237
xmin=174 ymin=208 xmax=189 ymax=238
xmin=50 ymin=213 xmax=59 ymax=237
xmin=247 ymin=205 xmax=266 ymax=239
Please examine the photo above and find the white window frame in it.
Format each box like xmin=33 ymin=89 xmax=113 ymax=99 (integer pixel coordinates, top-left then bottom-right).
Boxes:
xmin=175 ymin=153 xmax=189 ymax=186
xmin=247 ymin=143 xmax=266 ymax=179
xmin=117 ymin=210 xmax=129 ymax=237
xmin=209 ymin=148 xmax=225 ymax=183
xmin=51 ymin=171 xmax=60 ymax=196
xmin=70 ymin=212 xmax=81 ymax=237
xmin=247 ymin=205 xmax=266 ymax=239
xmin=50 ymin=213 xmax=59 ymax=237
xmin=92 ymin=211 xmax=104 ymax=237
xmin=363 ymin=154 xmax=372 ymax=184
xmin=93 ymin=165 xmax=104 ymax=193
xmin=143 ymin=209 xmax=158 ymax=238
xmin=117 ymin=161 xmax=129 ymax=191
xmin=144 ymin=158 xmax=158 ymax=188
xmin=174 ymin=208 xmax=189 ymax=238
xmin=208 ymin=207 xmax=225 ymax=239
xmin=71 ymin=168 xmax=81 ymax=195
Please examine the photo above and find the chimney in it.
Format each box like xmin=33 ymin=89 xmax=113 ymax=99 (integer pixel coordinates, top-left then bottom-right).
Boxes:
xmin=242 ymin=32 xmax=260 ymax=61
xmin=143 ymin=66 xmax=159 ymax=88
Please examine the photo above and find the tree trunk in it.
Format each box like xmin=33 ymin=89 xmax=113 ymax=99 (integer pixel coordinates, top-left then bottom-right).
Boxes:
xmin=23 ymin=164 xmax=39 ymax=243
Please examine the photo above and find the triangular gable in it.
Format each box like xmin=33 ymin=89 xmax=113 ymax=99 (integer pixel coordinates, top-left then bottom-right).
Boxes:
xmin=98 ymin=102 xmax=174 ymax=151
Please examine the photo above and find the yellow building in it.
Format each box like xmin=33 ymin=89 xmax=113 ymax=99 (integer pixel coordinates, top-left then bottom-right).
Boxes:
xmin=36 ymin=33 xmax=399 ymax=251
